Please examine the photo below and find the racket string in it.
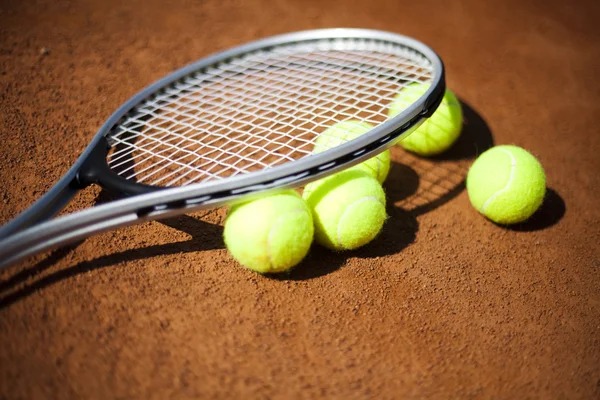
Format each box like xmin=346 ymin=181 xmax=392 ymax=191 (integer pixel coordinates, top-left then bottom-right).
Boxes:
xmin=107 ymin=39 xmax=434 ymax=187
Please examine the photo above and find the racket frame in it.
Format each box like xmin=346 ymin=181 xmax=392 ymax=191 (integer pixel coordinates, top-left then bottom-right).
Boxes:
xmin=0 ymin=28 xmax=445 ymax=269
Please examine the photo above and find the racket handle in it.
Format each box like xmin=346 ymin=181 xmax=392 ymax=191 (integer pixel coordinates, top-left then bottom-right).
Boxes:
xmin=0 ymin=206 xmax=139 ymax=270
xmin=0 ymin=175 xmax=79 ymax=240
xmin=0 ymin=187 xmax=210 ymax=270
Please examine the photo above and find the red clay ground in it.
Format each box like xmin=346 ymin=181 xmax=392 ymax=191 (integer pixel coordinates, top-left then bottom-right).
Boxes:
xmin=1 ymin=0 xmax=599 ymax=398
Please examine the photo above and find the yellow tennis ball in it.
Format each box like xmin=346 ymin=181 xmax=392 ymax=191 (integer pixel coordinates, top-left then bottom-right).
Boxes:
xmin=223 ymin=190 xmax=314 ymax=273
xmin=388 ymin=82 xmax=463 ymax=156
xmin=466 ymin=145 xmax=546 ymax=225
xmin=302 ymin=169 xmax=387 ymax=251
xmin=314 ymin=120 xmax=391 ymax=183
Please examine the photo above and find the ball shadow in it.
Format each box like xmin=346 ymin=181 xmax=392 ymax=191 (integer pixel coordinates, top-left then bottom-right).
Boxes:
xmin=432 ymin=99 xmax=495 ymax=161
xmin=267 ymin=245 xmax=349 ymax=281
xmin=504 ymin=187 xmax=565 ymax=232
xmin=270 ymin=163 xmax=421 ymax=281
xmin=385 ymin=161 xmax=421 ymax=203
xmin=1 ymin=100 xmax=498 ymax=290
xmin=278 ymin=99 xmax=496 ymax=279
xmin=358 ymin=99 xmax=495 ymax=258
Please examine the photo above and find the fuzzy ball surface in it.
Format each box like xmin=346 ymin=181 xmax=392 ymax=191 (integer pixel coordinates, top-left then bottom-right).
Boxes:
xmin=388 ymin=82 xmax=463 ymax=156
xmin=224 ymin=190 xmax=314 ymax=273
xmin=302 ymin=169 xmax=387 ymax=250
xmin=466 ymin=145 xmax=546 ymax=225
xmin=314 ymin=120 xmax=391 ymax=183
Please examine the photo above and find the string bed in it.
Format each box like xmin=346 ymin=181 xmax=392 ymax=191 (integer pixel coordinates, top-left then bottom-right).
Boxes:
xmin=107 ymin=38 xmax=434 ymax=187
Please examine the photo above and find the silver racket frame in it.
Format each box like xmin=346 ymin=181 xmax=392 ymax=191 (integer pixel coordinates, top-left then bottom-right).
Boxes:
xmin=0 ymin=28 xmax=444 ymax=269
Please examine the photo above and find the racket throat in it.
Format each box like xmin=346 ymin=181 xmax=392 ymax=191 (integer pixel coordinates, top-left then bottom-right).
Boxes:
xmin=74 ymin=136 xmax=163 ymax=196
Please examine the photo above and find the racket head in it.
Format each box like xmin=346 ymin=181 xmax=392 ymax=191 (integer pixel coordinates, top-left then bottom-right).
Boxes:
xmin=76 ymin=28 xmax=445 ymax=204
xmin=0 ymin=29 xmax=446 ymax=268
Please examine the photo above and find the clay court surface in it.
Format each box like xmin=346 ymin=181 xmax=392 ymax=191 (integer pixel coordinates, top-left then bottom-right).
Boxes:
xmin=1 ymin=0 xmax=599 ymax=398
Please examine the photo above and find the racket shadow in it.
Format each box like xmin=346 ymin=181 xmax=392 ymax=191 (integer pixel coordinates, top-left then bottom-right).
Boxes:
xmin=0 ymin=102 xmax=495 ymax=293
xmin=0 ymin=240 xmax=84 ymax=297
xmin=0 ymin=190 xmax=224 ymax=309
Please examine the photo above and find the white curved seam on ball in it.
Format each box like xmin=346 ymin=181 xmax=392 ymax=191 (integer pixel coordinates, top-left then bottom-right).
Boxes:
xmin=336 ymin=196 xmax=385 ymax=247
xmin=266 ymin=208 xmax=307 ymax=270
xmin=481 ymin=148 xmax=517 ymax=214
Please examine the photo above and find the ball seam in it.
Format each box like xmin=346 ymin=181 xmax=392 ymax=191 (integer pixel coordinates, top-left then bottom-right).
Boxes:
xmin=266 ymin=208 xmax=308 ymax=271
xmin=481 ymin=148 xmax=517 ymax=214
xmin=336 ymin=196 xmax=385 ymax=248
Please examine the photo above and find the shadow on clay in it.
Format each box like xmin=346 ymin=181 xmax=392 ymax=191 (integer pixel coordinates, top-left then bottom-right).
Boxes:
xmin=428 ymin=100 xmax=495 ymax=162
xmin=0 ymin=100 xmax=497 ymax=300
xmin=503 ymin=187 xmax=565 ymax=232
xmin=269 ymin=163 xmax=421 ymax=281
xmin=275 ymin=99 xmax=496 ymax=280
xmin=0 ymin=240 xmax=84 ymax=297
xmin=0 ymin=191 xmax=224 ymax=309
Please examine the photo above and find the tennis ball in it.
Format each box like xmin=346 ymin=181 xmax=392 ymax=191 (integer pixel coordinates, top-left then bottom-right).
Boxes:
xmin=466 ymin=145 xmax=546 ymax=225
xmin=314 ymin=120 xmax=391 ymax=183
xmin=223 ymin=190 xmax=314 ymax=274
xmin=388 ymin=82 xmax=463 ymax=156
xmin=302 ymin=169 xmax=387 ymax=251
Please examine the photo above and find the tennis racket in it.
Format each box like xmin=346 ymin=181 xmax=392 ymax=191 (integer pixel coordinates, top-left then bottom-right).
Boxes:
xmin=0 ymin=28 xmax=445 ymax=270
